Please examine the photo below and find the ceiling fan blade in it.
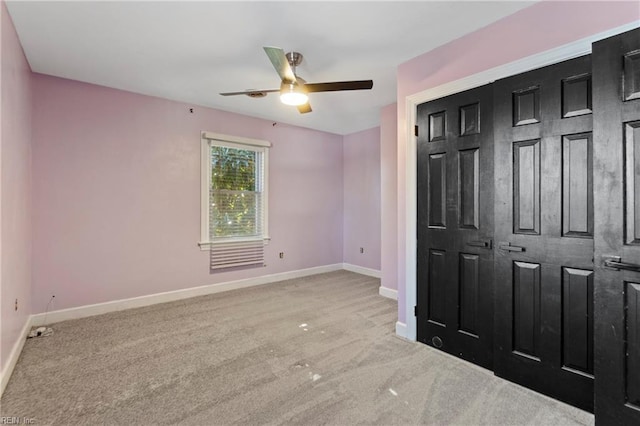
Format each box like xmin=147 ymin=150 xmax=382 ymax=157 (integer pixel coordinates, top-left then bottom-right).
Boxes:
xmin=297 ymin=102 xmax=312 ymax=114
xmin=219 ymin=89 xmax=279 ymax=96
xmin=263 ymin=46 xmax=296 ymax=83
xmin=304 ymin=80 xmax=373 ymax=93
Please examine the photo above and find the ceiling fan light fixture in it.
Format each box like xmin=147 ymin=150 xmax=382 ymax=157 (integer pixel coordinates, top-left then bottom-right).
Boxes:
xmin=280 ymin=82 xmax=308 ymax=106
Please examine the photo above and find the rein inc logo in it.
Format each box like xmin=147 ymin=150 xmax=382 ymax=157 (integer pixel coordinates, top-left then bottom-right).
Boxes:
xmin=0 ymin=418 xmax=35 ymax=425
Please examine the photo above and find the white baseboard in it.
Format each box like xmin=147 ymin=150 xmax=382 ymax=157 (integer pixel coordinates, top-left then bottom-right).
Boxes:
xmin=379 ymin=286 xmax=398 ymax=300
xmin=395 ymin=321 xmax=408 ymax=339
xmin=342 ymin=263 xmax=381 ymax=278
xmin=1 ymin=317 xmax=32 ymax=397
xmin=31 ymin=263 xmax=343 ymax=326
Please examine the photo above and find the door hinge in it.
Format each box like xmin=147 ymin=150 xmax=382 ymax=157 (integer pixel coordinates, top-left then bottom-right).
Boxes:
xmin=414 ymin=305 xmax=418 ymax=317
xmin=414 ymin=125 xmax=419 ymax=137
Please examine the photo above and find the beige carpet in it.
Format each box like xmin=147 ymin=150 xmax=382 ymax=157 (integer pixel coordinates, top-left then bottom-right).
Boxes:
xmin=1 ymin=271 xmax=593 ymax=425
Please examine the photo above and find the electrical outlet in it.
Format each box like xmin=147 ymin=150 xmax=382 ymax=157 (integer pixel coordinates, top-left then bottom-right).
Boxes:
xmin=279 ymin=252 xmax=284 ymax=259
xmin=360 ymin=247 xmax=364 ymax=254
xmin=15 ymin=299 xmax=18 ymax=311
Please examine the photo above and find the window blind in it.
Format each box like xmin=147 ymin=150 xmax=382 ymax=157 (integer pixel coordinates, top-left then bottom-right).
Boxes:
xmin=209 ymin=239 xmax=265 ymax=270
xmin=209 ymin=146 xmax=264 ymax=239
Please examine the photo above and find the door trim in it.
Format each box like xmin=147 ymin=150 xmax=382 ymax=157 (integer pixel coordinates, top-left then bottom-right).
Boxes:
xmin=402 ymin=21 xmax=640 ymax=342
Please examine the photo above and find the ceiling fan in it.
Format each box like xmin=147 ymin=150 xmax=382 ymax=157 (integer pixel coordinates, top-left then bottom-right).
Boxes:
xmin=220 ymin=47 xmax=373 ymax=114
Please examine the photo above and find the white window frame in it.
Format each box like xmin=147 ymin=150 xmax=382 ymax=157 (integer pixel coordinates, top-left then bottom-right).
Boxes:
xmin=199 ymin=131 xmax=270 ymax=250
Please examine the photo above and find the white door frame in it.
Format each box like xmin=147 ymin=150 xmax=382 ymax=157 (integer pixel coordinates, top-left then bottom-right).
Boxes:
xmin=401 ymin=22 xmax=640 ymax=342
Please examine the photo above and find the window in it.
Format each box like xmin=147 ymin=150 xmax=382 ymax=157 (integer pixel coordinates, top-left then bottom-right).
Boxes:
xmin=200 ymin=132 xmax=270 ymax=268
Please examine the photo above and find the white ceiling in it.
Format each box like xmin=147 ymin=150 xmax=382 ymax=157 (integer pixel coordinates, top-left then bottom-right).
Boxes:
xmin=6 ymin=1 xmax=535 ymax=135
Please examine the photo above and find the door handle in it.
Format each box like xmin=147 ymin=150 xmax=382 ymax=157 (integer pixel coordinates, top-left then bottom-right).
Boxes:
xmin=467 ymin=240 xmax=492 ymax=249
xmin=603 ymin=256 xmax=640 ymax=273
xmin=498 ymin=242 xmax=525 ymax=252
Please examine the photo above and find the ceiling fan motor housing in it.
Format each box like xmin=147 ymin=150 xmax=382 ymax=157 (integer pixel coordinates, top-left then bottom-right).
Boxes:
xmin=285 ymin=51 xmax=303 ymax=69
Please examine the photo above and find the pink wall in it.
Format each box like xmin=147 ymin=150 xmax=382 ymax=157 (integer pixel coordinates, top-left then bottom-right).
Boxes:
xmin=31 ymin=74 xmax=344 ymax=313
xmin=380 ymin=103 xmax=397 ymax=291
xmin=1 ymin=1 xmax=32 ymax=372
xmin=395 ymin=1 xmax=640 ymax=324
xmin=343 ymin=127 xmax=381 ymax=271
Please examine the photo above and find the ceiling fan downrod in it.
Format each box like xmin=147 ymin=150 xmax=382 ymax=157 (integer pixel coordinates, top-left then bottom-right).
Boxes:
xmin=285 ymin=51 xmax=303 ymax=76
